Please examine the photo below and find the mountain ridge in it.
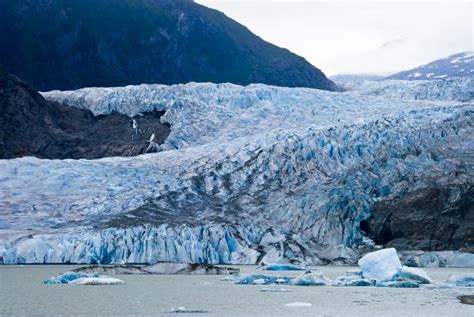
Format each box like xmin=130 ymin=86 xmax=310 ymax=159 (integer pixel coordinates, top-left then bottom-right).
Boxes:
xmin=0 ymin=0 xmax=337 ymax=91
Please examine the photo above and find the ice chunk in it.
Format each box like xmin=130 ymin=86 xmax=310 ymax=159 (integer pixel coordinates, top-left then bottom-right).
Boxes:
xmin=265 ymin=263 xmax=305 ymax=271
xmin=332 ymin=274 xmax=374 ymax=287
xmin=397 ymin=266 xmax=433 ymax=284
xmin=69 ymin=277 xmax=125 ymax=285
xmin=358 ymin=248 xmax=402 ymax=281
xmin=163 ymin=307 xmax=210 ymax=314
xmin=252 ymin=279 xmax=266 ymax=285
xmin=261 ymin=287 xmax=291 ymax=292
xmin=292 ymin=270 xmax=330 ymax=286
xmin=378 ymin=281 xmax=419 ymax=288
xmin=43 ymin=271 xmax=99 ymax=284
xmin=284 ymin=302 xmax=312 ymax=307
xmin=235 ymin=274 xmax=292 ymax=285
xmin=447 ymin=275 xmax=474 ymax=287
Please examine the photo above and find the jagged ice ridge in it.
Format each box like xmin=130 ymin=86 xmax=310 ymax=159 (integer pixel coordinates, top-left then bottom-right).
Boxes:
xmin=1 ymin=79 xmax=473 ymax=264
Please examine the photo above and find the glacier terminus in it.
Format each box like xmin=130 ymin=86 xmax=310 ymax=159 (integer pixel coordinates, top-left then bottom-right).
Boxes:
xmin=1 ymin=78 xmax=473 ymax=265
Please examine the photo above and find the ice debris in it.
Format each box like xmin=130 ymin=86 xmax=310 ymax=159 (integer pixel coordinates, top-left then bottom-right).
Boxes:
xmin=284 ymin=302 xmax=312 ymax=307
xmin=377 ymin=281 xmax=419 ymax=288
xmin=265 ymin=263 xmax=305 ymax=271
xmin=163 ymin=307 xmax=210 ymax=314
xmin=43 ymin=271 xmax=124 ymax=285
xmin=332 ymin=271 xmax=374 ymax=287
xmin=340 ymin=248 xmax=433 ymax=288
xmin=396 ymin=266 xmax=433 ymax=284
xmin=235 ymin=274 xmax=292 ymax=285
xmin=292 ymin=270 xmax=330 ymax=286
xmin=43 ymin=271 xmax=99 ymax=284
xmin=261 ymin=287 xmax=291 ymax=292
xmin=69 ymin=277 xmax=125 ymax=285
xmin=447 ymin=275 xmax=474 ymax=287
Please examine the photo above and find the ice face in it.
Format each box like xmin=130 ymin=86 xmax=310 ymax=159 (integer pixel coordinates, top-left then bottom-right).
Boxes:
xmin=1 ymin=80 xmax=473 ymax=264
xmin=358 ymin=248 xmax=402 ymax=281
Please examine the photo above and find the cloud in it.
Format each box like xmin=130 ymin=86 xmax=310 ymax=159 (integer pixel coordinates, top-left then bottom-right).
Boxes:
xmin=380 ymin=37 xmax=408 ymax=49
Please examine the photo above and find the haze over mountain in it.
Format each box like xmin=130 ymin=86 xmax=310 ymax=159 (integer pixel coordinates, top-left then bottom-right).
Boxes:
xmin=386 ymin=51 xmax=474 ymax=81
xmin=0 ymin=0 xmax=337 ymax=91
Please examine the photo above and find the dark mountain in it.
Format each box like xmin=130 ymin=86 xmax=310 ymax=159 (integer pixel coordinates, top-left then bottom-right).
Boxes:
xmin=385 ymin=51 xmax=474 ymax=81
xmin=0 ymin=0 xmax=337 ymax=91
xmin=0 ymin=67 xmax=170 ymax=159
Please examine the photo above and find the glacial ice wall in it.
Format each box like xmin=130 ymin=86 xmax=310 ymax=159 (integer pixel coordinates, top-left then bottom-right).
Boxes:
xmin=1 ymin=81 xmax=473 ymax=264
xmin=342 ymin=77 xmax=474 ymax=101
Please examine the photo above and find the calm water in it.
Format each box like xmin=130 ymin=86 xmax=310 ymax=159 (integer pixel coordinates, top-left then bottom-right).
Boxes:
xmin=0 ymin=265 xmax=473 ymax=316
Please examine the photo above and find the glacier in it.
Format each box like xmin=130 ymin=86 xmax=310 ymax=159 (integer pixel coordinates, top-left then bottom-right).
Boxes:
xmin=1 ymin=78 xmax=473 ymax=264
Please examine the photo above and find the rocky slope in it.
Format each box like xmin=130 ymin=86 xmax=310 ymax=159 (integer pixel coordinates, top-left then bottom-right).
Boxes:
xmin=0 ymin=0 xmax=337 ymax=91
xmin=362 ymin=185 xmax=474 ymax=253
xmin=0 ymin=67 xmax=170 ymax=159
xmin=386 ymin=51 xmax=474 ymax=80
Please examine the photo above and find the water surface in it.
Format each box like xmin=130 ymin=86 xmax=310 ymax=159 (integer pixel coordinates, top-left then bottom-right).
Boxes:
xmin=1 ymin=265 xmax=473 ymax=316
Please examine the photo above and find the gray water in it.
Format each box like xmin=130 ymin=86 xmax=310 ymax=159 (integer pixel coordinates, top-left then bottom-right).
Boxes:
xmin=0 ymin=265 xmax=473 ymax=316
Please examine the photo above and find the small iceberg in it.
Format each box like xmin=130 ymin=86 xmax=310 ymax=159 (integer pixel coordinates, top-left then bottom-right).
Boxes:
xmin=43 ymin=272 xmax=99 ymax=284
xmin=163 ymin=307 xmax=210 ymax=314
xmin=43 ymin=271 xmax=124 ymax=285
xmin=261 ymin=287 xmax=291 ymax=292
xmin=358 ymin=248 xmax=402 ymax=282
xmin=265 ymin=263 xmax=305 ymax=271
xmin=235 ymin=274 xmax=292 ymax=285
xmin=332 ymin=272 xmax=374 ymax=287
xmin=377 ymin=281 xmax=419 ymax=288
xmin=447 ymin=275 xmax=474 ymax=287
xmin=335 ymin=248 xmax=433 ymax=288
xmin=284 ymin=302 xmax=312 ymax=307
xmin=396 ymin=266 xmax=433 ymax=284
xmin=292 ymin=270 xmax=330 ymax=286
xmin=69 ymin=277 xmax=125 ymax=285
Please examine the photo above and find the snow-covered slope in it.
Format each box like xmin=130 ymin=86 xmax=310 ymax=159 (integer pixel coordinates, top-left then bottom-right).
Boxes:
xmin=386 ymin=51 xmax=474 ymax=80
xmin=1 ymin=80 xmax=473 ymax=264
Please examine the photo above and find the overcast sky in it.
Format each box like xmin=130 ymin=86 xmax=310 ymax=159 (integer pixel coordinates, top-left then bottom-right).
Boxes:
xmin=196 ymin=1 xmax=473 ymax=76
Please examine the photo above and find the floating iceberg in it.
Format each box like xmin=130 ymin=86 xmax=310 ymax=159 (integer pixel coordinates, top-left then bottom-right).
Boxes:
xmin=265 ymin=263 xmax=305 ymax=271
xmin=358 ymin=248 xmax=402 ymax=282
xmin=447 ymin=275 xmax=474 ymax=287
xmin=284 ymin=302 xmax=312 ymax=307
xmin=44 ymin=271 xmax=123 ymax=285
xmin=378 ymin=281 xmax=419 ymax=288
xmin=44 ymin=272 xmax=99 ymax=284
xmin=163 ymin=307 xmax=210 ymax=314
xmin=69 ymin=277 xmax=125 ymax=285
xmin=261 ymin=287 xmax=292 ymax=292
xmin=235 ymin=274 xmax=292 ymax=285
xmin=292 ymin=270 xmax=330 ymax=286
xmin=332 ymin=271 xmax=374 ymax=287
xmin=396 ymin=266 xmax=433 ymax=284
